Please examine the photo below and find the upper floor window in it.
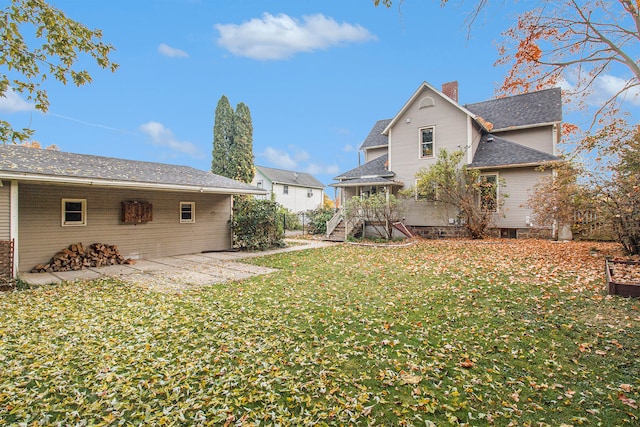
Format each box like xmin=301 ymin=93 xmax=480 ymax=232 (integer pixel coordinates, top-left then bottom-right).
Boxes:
xmin=307 ymin=188 xmax=313 ymax=197
xmin=419 ymin=126 xmax=435 ymax=158
xmin=256 ymin=180 xmax=263 ymax=189
xmin=479 ymin=174 xmax=498 ymax=212
xmin=62 ymin=199 xmax=86 ymax=226
xmin=283 ymin=185 xmax=289 ymax=195
xmin=180 ymin=201 xmax=195 ymax=223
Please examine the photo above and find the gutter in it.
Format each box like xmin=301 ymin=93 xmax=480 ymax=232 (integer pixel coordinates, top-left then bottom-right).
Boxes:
xmin=467 ymin=160 xmax=563 ymax=171
xmin=0 ymin=172 xmax=268 ymax=195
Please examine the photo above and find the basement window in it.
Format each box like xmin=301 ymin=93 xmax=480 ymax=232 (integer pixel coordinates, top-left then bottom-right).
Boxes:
xmin=180 ymin=202 xmax=195 ymax=223
xmin=62 ymin=199 xmax=87 ymax=226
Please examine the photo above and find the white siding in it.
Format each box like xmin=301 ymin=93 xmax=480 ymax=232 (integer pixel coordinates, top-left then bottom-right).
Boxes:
xmin=389 ymin=86 xmax=478 ymax=194
xmin=273 ymin=183 xmax=323 ymax=213
xmin=495 ymin=167 xmax=553 ymax=228
xmin=494 ymin=126 xmax=555 ymax=154
xmin=18 ymin=183 xmax=232 ymax=272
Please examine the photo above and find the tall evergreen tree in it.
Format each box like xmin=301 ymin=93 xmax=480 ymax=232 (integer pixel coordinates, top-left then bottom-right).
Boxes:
xmin=211 ymin=95 xmax=234 ymax=177
xmin=232 ymin=102 xmax=255 ymax=183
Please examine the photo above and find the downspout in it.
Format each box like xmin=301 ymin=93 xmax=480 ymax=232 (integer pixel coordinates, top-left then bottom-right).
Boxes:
xmin=10 ymin=180 xmax=18 ymax=277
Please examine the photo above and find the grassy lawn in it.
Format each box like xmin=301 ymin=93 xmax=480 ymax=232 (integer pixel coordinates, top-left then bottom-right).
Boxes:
xmin=1 ymin=239 xmax=639 ymax=426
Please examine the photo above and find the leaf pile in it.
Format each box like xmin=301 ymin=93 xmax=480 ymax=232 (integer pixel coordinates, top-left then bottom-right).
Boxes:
xmin=1 ymin=239 xmax=639 ymax=426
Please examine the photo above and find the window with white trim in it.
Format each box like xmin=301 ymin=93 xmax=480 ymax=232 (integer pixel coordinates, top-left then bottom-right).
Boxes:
xmin=479 ymin=174 xmax=498 ymax=212
xmin=180 ymin=201 xmax=195 ymax=223
xmin=307 ymin=188 xmax=313 ymax=197
xmin=62 ymin=199 xmax=87 ymax=226
xmin=283 ymin=185 xmax=289 ymax=195
xmin=419 ymin=126 xmax=435 ymax=158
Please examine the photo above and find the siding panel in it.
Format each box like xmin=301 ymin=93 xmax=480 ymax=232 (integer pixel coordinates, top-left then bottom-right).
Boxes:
xmin=0 ymin=181 xmax=10 ymax=240
xmin=18 ymin=183 xmax=232 ymax=271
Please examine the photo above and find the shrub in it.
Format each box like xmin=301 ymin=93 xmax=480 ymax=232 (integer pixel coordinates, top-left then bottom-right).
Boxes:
xmin=232 ymin=197 xmax=284 ymax=250
xmin=306 ymin=207 xmax=336 ymax=235
xmin=277 ymin=206 xmax=302 ymax=231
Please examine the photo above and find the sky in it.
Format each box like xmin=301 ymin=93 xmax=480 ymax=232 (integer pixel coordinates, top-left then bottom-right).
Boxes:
xmin=2 ymin=0 xmax=639 ymax=186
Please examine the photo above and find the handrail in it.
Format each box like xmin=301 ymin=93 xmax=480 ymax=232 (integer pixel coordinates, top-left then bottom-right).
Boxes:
xmin=325 ymin=208 xmax=343 ymax=238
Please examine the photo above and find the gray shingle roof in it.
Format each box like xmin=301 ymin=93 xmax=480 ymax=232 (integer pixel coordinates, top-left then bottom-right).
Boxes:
xmin=468 ymin=134 xmax=562 ymax=169
xmin=360 ymin=119 xmax=391 ymax=150
xmin=256 ymin=165 xmax=324 ymax=188
xmin=330 ymin=176 xmax=403 ymax=187
xmin=465 ymin=87 xmax=562 ymax=130
xmin=0 ymin=145 xmax=264 ymax=193
xmin=333 ymin=154 xmax=393 ymax=180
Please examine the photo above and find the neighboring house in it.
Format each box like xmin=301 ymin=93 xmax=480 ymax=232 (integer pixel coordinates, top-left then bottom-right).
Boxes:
xmin=253 ymin=165 xmax=325 ymax=213
xmin=330 ymin=81 xmax=563 ymax=240
xmin=0 ymin=145 xmax=266 ymax=277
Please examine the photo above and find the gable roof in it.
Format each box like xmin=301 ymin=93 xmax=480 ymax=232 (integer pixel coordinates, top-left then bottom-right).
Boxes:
xmin=465 ymin=88 xmax=562 ymax=131
xmin=468 ymin=134 xmax=562 ymax=169
xmin=383 ymin=81 xmax=484 ymax=135
xmin=0 ymin=145 xmax=266 ymax=194
xmin=360 ymin=119 xmax=391 ymax=150
xmin=333 ymin=154 xmax=394 ymax=180
xmin=256 ymin=165 xmax=324 ymax=189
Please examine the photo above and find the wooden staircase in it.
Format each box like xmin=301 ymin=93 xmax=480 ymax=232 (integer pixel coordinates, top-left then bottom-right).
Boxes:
xmin=325 ymin=219 xmax=346 ymax=241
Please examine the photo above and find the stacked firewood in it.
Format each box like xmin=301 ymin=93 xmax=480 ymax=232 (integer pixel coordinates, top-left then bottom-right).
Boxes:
xmin=31 ymin=242 xmax=133 ymax=273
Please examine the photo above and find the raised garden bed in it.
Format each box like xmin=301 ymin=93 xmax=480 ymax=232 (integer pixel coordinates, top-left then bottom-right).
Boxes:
xmin=606 ymin=258 xmax=640 ymax=297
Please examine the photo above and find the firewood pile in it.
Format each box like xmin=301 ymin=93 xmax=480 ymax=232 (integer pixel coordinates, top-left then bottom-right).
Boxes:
xmin=31 ymin=242 xmax=134 ymax=273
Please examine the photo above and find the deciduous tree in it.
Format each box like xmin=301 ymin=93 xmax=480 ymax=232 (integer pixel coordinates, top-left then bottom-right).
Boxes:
xmin=525 ymin=160 xmax=585 ymax=240
xmin=413 ymin=149 xmax=503 ymax=239
xmin=1 ymin=0 xmax=118 ymax=143
xmin=496 ymin=0 xmax=639 ymax=140
xmin=344 ymin=192 xmax=405 ymax=240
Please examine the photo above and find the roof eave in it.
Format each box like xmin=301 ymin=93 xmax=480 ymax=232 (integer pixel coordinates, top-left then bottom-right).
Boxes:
xmin=468 ymin=160 xmax=563 ymax=170
xmin=491 ymin=121 xmax=561 ymax=133
xmin=0 ymin=172 xmax=268 ymax=195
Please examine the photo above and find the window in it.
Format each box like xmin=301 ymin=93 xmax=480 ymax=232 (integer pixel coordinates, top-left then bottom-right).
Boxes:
xmin=62 ymin=199 xmax=86 ymax=226
xmin=479 ymin=174 xmax=498 ymax=212
xmin=180 ymin=202 xmax=195 ymax=223
xmin=307 ymin=188 xmax=313 ymax=198
xmin=256 ymin=180 xmax=263 ymax=189
xmin=283 ymin=185 xmax=289 ymax=195
xmin=419 ymin=126 xmax=435 ymax=158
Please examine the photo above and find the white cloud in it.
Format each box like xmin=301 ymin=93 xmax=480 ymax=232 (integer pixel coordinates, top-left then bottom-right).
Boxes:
xmin=0 ymin=87 xmax=35 ymax=113
xmin=304 ymin=163 xmax=340 ymax=176
xmin=139 ymin=121 xmax=200 ymax=155
xmin=343 ymin=144 xmax=356 ymax=152
xmin=215 ymin=13 xmax=376 ymax=60
xmin=158 ymin=43 xmax=189 ymax=58
xmin=261 ymin=146 xmax=298 ymax=169
xmin=560 ymin=72 xmax=640 ymax=107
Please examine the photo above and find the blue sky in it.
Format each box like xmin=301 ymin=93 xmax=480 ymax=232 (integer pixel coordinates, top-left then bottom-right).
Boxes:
xmin=2 ymin=0 xmax=638 ymax=185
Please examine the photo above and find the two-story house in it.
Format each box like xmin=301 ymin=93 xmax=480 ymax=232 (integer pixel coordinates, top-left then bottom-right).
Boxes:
xmin=253 ymin=166 xmax=325 ymax=213
xmin=330 ymin=81 xmax=563 ymax=239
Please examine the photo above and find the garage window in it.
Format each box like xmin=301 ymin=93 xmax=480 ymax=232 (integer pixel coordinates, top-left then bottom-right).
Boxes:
xmin=180 ymin=202 xmax=195 ymax=223
xmin=62 ymin=199 xmax=87 ymax=226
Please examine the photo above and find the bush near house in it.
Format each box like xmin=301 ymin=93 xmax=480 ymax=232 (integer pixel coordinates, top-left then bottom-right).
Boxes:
xmin=305 ymin=206 xmax=336 ymax=235
xmin=232 ymin=197 xmax=284 ymax=250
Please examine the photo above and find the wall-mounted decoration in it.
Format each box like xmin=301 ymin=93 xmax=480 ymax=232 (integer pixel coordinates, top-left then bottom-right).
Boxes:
xmin=121 ymin=201 xmax=153 ymax=223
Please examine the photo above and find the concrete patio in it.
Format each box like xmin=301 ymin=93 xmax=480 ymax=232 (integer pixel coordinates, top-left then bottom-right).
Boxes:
xmin=18 ymin=239 xmax=334 ymax=292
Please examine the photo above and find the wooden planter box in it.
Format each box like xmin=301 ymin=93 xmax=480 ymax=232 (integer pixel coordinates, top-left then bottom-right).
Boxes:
xmin=606 ymin=259 xmax=640 ymax=297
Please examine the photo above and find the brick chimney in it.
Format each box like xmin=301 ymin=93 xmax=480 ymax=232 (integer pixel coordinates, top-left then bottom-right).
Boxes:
xmin=441 ymin=81 xmax=458 ymax=103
